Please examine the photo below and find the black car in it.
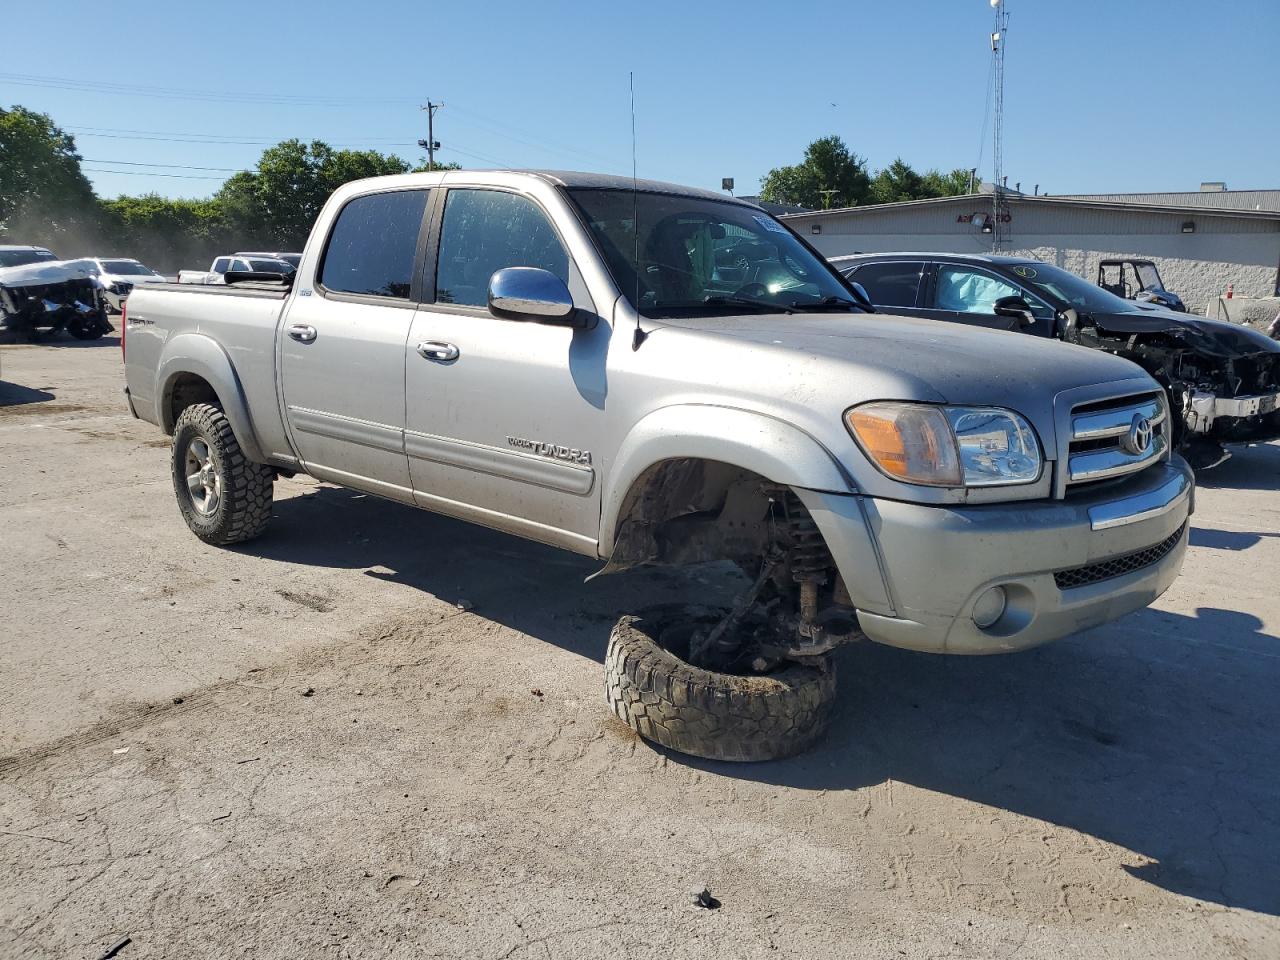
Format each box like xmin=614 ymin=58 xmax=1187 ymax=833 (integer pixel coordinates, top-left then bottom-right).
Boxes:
xmin=834 ymin=252 xmax=1280 ymax=468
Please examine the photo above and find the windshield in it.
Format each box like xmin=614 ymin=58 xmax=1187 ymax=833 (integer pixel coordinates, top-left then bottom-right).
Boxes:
xmin=567 ymin=188 xmax=858 ymax=316
xmin=1135 ymin=262 xmax=1164 ymax=291
xmin=101 ymin=259 xmax=155 ymax=276
xmin=279 ymin=254 xmax=302 ymax=268
xmin=0 ymin=249 xmax=58 ymax=268
xmin=1010 ymin=262 xmax=1132 ymax=314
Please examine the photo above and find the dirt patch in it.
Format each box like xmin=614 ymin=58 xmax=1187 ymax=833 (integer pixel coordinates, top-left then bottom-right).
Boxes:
xmin=0 ymin=401 xmax=90 ymax=419
xmin=275 ymin=588 xmax=337 ymax=613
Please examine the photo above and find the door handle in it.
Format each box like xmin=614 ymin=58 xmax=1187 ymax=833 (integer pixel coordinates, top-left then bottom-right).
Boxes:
xmin=416 ymin=340 xmax=460 ymax=362
xmin=288 ymin=324 xmax=317 ymax=343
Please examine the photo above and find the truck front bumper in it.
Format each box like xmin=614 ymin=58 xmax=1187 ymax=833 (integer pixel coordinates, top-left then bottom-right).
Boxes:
xmin=798 ymin=459 xmax=1193 ymax=655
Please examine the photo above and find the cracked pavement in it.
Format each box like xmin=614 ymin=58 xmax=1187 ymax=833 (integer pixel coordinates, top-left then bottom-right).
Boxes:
xmin=2 ymin=336 xmax=1279 ymax=959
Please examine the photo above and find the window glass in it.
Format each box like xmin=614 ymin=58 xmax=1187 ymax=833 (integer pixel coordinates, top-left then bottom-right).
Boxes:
xmin=846 ymin=261 xmax=924 ymax=308
xmin=934 ymin=266 xmax=1024 ymax=313
xmin=212 ymin=258 xmax=231 ymax=273
xmin=435 ymin=189 xmax=569 ymax=307
xmin=568 ymin=188 xmax=857 ymax=318
xmin=320 ymin=189 xmax=429 ymax=298
xmin=101 ymin=260 xmax=151 ymax=275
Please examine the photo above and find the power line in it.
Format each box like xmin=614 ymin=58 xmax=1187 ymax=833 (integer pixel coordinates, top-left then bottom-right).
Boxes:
xmin=84 ymin=158 xmax=250 ymax=172
xmin=82 ymin=167 xmax=228 ymax=180
xmin=0 ymin=71 xmax=421 ymax=107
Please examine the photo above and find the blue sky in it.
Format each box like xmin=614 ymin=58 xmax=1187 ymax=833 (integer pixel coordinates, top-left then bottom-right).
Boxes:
xmin=3 ymin=0 xmax=1277 ymax=200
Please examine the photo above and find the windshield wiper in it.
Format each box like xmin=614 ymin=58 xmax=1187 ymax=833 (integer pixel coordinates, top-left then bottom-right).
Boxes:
xmin=788 ymin=296 xmax=864 ymax=312
xmin=701 ymin=295 xmax=796 ymax=314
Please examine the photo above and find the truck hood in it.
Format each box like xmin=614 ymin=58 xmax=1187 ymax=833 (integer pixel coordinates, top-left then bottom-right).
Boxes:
xmin=0 ymin=259 xmax=97 ymax=287
xmin=1087 ymin=306 xmax=1280 ymax=358
xmin=656 ymin=311 xmax=1155 ymax=439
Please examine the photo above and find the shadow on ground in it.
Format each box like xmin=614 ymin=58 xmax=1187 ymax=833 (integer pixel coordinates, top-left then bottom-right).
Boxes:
xmin=243 ymin=480 xmax=1280 ymax=915
xmin=0 ymin=381 xmax=55 ymax=407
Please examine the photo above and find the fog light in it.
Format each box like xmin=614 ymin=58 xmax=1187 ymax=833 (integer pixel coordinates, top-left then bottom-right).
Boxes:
xmin=972 ymin=586 xmax=1007 ymax=629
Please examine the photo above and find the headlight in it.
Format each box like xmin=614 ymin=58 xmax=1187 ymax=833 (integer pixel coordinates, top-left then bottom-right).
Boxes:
xmin=845 ymin=402 xmax=1042 ymax=487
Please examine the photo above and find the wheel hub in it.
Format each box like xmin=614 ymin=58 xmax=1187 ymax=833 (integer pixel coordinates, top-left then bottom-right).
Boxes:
xmin=184 ymin=437 xmax=221 ymax=516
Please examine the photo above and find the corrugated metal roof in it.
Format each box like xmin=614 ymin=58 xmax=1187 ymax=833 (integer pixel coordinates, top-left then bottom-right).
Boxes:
xmin=780 ymin=193 xmax=1280 ymax=222
xmin=1058 ymin=190 xmax=1280 ymax=212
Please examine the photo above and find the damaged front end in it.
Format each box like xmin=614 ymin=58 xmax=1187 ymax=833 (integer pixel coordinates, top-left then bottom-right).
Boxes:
xmin=1077 ymin=310 xmax=1280 ymax=467
xmin=0 ymin=262 xmax=111 ymax=340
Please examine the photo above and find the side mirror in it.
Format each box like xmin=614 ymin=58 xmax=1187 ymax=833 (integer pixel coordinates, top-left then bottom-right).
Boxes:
xmin=993 ymin=295 xmax=1036 ymax=329
xmin=847 ymin=280 xmax=874 ymax=310
xmin=1056 ymin=307 xmax=1080 ymax=342
xmin=488 ymin=267 xmax=575 ymax=324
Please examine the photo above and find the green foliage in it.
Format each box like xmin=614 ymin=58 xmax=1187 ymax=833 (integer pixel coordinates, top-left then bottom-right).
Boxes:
xmin=100 ymin=194 xmax=232 ymax=273
xmin=0 ymin=106 xmax=103 ymax=248
xmin=760 ymin=136 xmax=870 ymax=209
xmin=761 ymin=136 xmax=974 ymax=209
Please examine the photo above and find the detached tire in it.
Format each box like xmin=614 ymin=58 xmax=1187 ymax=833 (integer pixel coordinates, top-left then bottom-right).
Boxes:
xmin=605 ymin=604 xmax=837 ymax=762
xmin=172 ymin=403 xmax=274 ymax=545
xmin=68 ymin=312 xmax=111 ymax=340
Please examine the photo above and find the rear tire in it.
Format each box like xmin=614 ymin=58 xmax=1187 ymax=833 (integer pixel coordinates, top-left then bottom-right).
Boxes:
xmin=605 ymin=604 xmax=837 ymax=762
xmin=171 ymin=403 xmax=274 ymax=545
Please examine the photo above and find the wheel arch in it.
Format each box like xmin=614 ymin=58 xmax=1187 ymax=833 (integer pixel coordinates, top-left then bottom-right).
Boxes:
xmin=598 ymin=404 xmax=854 ymax=557
xmin=155 ymin=333 xmax=266 ymax=463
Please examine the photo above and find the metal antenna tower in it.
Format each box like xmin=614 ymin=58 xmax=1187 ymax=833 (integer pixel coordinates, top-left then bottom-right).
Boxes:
xmin=990 ymin=0 xmax=1009 ymax=249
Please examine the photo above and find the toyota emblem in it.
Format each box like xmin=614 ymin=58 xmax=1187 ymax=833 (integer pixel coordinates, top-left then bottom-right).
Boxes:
xmin=1123 ymin=414 xmax=1153 ymax=455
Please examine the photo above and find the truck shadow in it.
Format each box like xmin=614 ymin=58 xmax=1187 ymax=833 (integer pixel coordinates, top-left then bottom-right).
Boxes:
xmin=246 ymin=483 xmax=1279 ymax=915
xmin=1195 ymin=442 xmax=1280 ymax=492
xmin=0 ymin=381 xmax=56 ymax=407
xmin=685 ymin=606 xmax=1280 ymax=916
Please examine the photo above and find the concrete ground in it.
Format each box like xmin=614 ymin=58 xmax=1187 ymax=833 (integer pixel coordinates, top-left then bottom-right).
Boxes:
xmin=1 ymin=334 xmax=1278 ymax=960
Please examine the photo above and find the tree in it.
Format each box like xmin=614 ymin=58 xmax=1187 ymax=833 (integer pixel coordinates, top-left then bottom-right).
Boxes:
xmin=0 ymin=105 xmax=102 ymax=247
xmin=760 ymin=136 xmax=870 ymax=209
xmin=100 ymin=193 xmax=231 ymax=274
xmin=868 ymin=157 xmax=928 ymax=204
xmin=921 ymin=167 xmax=974 ymax=198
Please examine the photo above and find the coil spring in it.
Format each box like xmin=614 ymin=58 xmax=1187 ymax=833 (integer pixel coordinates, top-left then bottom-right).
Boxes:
xmin=786 ymin=491 xmax=830 ymax=584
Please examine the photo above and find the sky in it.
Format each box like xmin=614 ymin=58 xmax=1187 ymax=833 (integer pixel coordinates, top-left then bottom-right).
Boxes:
xmin=3 ymin=0 xmax=1278 ymax=201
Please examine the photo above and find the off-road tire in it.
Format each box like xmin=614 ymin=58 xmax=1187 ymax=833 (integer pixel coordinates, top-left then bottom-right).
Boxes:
xmin=171 ymin=403 xmax=274 ymax=545
xmin=605 ymin=604 xmax=837 ymax=762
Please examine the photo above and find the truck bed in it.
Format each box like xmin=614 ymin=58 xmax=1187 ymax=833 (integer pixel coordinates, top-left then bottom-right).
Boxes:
xmin=123 ymin=281 xmax=294 ymax=463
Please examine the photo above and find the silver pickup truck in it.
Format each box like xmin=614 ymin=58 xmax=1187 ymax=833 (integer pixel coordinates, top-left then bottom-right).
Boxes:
xmin=122 ymin=170 xmax=1194 ymax=761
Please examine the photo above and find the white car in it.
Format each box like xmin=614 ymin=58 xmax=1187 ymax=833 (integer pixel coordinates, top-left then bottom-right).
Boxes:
xmin=177 ymin=255 xmax=294 ymax=285
xmin=67 ymin=258 xmax=168 ymax=312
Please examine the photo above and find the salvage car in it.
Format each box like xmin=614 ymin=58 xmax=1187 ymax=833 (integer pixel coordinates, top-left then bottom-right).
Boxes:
xmin=0 ymin=246 xmax=112 ymax=340
xmin=67 ymin=257 xmax=168 ymax=313
xmin=834 ymin=253 xmax=1280 ymax=468
xmin=123 ymin=171 xmax=1192 ymax=761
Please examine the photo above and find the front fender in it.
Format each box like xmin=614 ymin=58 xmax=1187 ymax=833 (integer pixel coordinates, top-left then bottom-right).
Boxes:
xmin=599 ymin=403 xmax=854 ymax=553
xmin=155 ymin=332 xmax=266 ymax=463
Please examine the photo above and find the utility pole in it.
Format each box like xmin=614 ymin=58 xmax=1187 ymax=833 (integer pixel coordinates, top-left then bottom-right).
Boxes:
xmin=989 ymin=0 xmax=1010 ymax=251
xmin=418 ymin=101 xmax=443 ymax=170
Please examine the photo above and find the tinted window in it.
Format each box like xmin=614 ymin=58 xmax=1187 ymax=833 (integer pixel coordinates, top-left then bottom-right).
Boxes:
xmin=436 ymin=189 xmax=568 ymax=307
xmin=847 ymin=261 xmax=924 ymax=308
xmin=212 ymin=258 xmax=231 ymax=273
xmin=320 ymin=189 xmax=429 ymax=298
xmin=934 ymin=265 xmax=1024 ymax=313
xmin=0 ymin=249 xmax=57 ymax=267
xmin=101 ymin=260 xmax=151 ymax=275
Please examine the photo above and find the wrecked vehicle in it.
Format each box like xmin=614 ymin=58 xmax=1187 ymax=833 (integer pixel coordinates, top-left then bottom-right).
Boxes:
xmin=124 ymin=171 xmax=1192 ymax=761
xmin=0 ymin=247 xmax=112 ymax=340
xmin=834 ymin=253 xmax=1280 ymax=468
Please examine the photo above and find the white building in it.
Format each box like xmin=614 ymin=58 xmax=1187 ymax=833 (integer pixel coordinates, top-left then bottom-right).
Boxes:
xmin=782 ymin=190 xmax=1280 ymax=314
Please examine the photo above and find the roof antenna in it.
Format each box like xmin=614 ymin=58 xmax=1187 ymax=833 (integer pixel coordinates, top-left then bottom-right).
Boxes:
xmin=630 ymin=71 xmax=647 ymax=351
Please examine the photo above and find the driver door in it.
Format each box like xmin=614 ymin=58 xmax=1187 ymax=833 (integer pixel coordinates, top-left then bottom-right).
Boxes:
xmin=918 ymin=262 xmax=1054 ymax=335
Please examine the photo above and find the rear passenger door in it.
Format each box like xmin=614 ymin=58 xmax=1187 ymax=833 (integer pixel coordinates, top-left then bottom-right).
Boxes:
xmin=841 ymin=260 xmax=927 ymax=317
xmin=918 ymin=262 xmax=1055 ymax=334
xmin=279 ymin=187 xmax=432 ymax=502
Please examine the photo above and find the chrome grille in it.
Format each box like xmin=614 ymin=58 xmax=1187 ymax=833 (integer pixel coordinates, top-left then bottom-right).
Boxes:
xmin=1066 ymin=392 xmax=1168 ymax=487
xmin=1053 ymin=522 xmax=1185 ymax=590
